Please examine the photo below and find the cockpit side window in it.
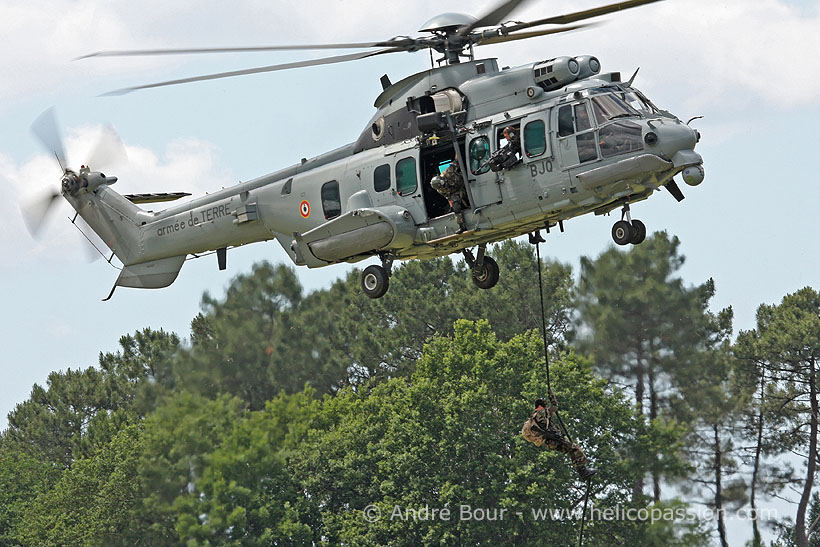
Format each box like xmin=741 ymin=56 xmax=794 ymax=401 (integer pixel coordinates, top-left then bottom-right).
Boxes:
xmin=574 ymin=104 xmax=592 ymax=132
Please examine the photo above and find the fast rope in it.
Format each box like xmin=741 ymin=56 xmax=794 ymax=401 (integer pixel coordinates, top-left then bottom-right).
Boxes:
xmin=532 ymin=233 xmax=594 ymax=547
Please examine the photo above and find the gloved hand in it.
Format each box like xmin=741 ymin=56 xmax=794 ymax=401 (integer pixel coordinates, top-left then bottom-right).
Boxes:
xmin=548 ymin=389 xmax=558 ymax=407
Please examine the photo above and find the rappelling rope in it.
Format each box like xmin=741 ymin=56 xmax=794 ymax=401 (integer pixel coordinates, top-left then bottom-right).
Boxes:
xmin=533 ymin=238 xmax=571 ymax=440
xmin=533 ymin=235 xmax=594 ymax=547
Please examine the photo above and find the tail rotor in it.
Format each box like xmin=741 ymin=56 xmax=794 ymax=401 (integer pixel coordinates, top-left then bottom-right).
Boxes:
xmin=23 ymin=108 xmax=127 ymax=254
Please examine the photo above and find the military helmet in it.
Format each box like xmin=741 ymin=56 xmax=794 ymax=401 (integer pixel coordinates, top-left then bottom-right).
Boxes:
xmin=534 ymin=398 xmax=547 ymax=408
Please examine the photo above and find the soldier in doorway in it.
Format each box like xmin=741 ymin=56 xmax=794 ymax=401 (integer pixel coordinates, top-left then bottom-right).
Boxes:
xmin=489 ymin=125 xmax=522 ymax=172
xmin=430 ymin=160 xmax=469 ymax=233
xmin=522 ymin=390 xmax=598 ymax=481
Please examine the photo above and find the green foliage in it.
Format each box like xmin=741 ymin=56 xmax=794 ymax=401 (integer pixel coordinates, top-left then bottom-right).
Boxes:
xmin=292 ymin=320 xmax=688 ymax=545
xmin=0 ymin=445 xmax=58 ymax=546
xmin=137 ymin=391 xmax=246 ymax=544
xmin=15 ymin=425 xmax=142 ymax=547
xmin=735 ymin=287 xmax=820 ymax=547
xmin=7 ymin=243 xmax=815 ymax=546
xmin=575 ymin=231 xmax=729 ymax=416
xmin=3 ymin=328 xmax=178 ymax=468
xmin=174 ymin=390 xmax=320 ymax=545
xmin=174 ymin=263 xmax=306 ymax=409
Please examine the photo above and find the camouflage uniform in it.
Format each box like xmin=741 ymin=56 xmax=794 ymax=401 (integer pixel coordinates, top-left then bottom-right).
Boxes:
xmin=431 ymin=163 xmax=469 ymax=232
xmin=489 ymin=126 xmax=522 ymax=172
xmin=522 ymin=400 xmax=589 ymax=473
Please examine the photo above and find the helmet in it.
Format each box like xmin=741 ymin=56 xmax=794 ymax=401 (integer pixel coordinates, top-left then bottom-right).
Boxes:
xmin=534 ymin=398 xmax=547 ymax=408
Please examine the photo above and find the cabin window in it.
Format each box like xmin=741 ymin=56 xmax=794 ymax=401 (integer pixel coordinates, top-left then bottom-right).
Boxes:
xmin=396 ymin=157 xmax=417 ymax=195
xmin=524 ymin=120 xmax=546 ymax=157
xmin=469 ymin=136 xmax=491 ymax=174
xmin=280 ymin=177 xmax=293 ymax=196
xmin=558 ymin=105 xmax=574 ymax=137
xmin=321 ymin=180 xmax=341 ymax=219
xmin=374 ymin=164 xmax=391 ymax=192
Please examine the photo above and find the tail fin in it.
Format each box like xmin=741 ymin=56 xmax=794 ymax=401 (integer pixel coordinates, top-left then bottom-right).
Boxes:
xmin=70 ymin=185 xmax=145 ymax=265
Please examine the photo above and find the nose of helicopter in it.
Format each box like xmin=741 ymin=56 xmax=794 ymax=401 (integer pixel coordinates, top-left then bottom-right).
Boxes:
xmin=643 ymin=119 xmax=698 ymax=160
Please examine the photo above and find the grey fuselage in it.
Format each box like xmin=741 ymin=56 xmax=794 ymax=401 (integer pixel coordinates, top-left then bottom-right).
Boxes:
xmin=65 ymin=56 xmax=703 ymax=290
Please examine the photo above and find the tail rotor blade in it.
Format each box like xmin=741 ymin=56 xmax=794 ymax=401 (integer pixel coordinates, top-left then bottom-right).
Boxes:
xmin=74 ymin=214 xmax=108 ymax=262
xmin=86 ymin=124 xmax=128 ymax=172
xmin=31 ymin=108 xmax=68 ymax=172
xmin=21 ymin=190 xmax=61 ymax=238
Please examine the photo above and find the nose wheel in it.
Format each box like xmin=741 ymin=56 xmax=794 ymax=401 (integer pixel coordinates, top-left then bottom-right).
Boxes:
xmin=611 ymin=205 xmax=646 ymax=246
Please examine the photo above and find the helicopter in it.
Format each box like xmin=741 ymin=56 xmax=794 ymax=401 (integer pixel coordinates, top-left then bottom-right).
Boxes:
xmin=27 ymin=0 xmax=704 ymax=300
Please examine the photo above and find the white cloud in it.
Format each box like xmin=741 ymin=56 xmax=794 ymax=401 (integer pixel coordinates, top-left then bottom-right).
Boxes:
xmin=2 ymin=0 xmax=817 ymax=110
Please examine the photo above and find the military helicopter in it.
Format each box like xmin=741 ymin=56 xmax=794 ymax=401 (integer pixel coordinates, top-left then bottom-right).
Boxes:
xmin=27 ymin=0 xmax=704 ymax=300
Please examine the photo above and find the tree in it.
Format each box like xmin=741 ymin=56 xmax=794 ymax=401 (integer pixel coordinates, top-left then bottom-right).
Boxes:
xmin=137 ymin=391 xmax=246 ymax=544
xmin=174 ymin=390 xmax=320 ymax=544
xmin=3 ymin=328 xmax=179 ymax=468
xmin=15 ymin=426 xmax=143 ymax=547
xmin=173 ymin=263 xmax=306 ymax=409
xmin=671 ymin=338 xmax=749 ymax=547
xmin=290 ymin=320 xmax=690 ymax=545
xmin=289 ymin=240 xmax=574 ymax=383
xmin=735 ymin=287 xmax=820 ymax=547
xmin=574 ymin=231 xmax=727 ymax=500
xmin=0 ymin=445 xmax=57 ymax=546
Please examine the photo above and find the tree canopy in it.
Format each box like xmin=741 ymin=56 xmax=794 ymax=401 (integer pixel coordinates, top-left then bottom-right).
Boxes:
xmin=1 ymin=237 xmax=813 ymax=545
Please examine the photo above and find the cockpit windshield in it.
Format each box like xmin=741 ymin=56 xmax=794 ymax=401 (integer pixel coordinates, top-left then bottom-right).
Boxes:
xmin=591 ymin=94 xmax=640 ymax=124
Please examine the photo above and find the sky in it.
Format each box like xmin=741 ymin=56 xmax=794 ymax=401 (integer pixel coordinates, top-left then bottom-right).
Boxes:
xmin=1 ymin=0 xmax=819 ymax=542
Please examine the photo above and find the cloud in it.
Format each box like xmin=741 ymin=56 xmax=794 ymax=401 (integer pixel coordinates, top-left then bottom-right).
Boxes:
xmin=3 ymin=0 xmax=816 ymax=110
xmin=0 ymin=124 xmax=233 ymax=268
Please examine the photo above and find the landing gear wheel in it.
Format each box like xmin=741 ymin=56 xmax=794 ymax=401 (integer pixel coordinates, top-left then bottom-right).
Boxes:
xmin=611 ymin=220 xmax=634 ymax=246
xmin=471 ymin=256 xmax=500 ymax=289
xmin=361 ymin=265 xmax=389 ymax=299
xmin=630 ymin=219 xmax=646 ymax=245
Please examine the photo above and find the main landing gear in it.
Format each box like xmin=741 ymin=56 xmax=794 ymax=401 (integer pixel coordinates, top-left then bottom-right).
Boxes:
xmin=611 ymin=204 xmax=646 ymax=246
xmin=361 ymin=253 xmax=393 ymax=299
xmin=463 ymin=244 xmax=499 ymax=290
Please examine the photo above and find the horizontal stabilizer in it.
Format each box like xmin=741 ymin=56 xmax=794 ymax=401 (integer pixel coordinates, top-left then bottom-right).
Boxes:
xmin=123 ymin=192 xmax=192 ymax=204
xmin=116 ymin=255 xmax=186 ymax=289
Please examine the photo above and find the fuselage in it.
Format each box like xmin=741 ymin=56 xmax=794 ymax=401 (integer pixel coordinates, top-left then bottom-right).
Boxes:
xmin=64 ymin=56 xmax=703 ymax=290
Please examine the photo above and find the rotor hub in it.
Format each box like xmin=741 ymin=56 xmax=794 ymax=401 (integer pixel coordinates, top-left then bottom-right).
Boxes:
xmin=61 ymin=170 xmax=80 ymax=194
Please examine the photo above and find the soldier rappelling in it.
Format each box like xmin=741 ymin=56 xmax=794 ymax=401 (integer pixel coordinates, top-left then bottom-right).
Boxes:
xmin=522 ymin=390 xmax=598 ymax=481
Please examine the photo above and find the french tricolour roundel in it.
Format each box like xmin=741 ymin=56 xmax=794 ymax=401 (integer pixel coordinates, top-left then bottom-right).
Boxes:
xmin=299 ymin=200 xmax=310 ymax=218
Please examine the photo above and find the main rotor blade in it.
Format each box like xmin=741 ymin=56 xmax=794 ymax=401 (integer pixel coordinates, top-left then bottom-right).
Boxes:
xmin=31 ymin=108 xmax=67 ymax=171
xmin=476 ymin=23 xmax=592 ymax=46
xmin=459 ymin=0 xmax=529 ymax=35
xmin=21 ymin=190 xmax=61 ymax=238
xmin=103 ymin=48 xmax=401 ymax=95
xmin=507 ymin=0 xmax=665 ymax=32
xmin=77 ymin=39 xmax=416 ymax=59
xmin=86 ymin=124 xmax=128 ymax=172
